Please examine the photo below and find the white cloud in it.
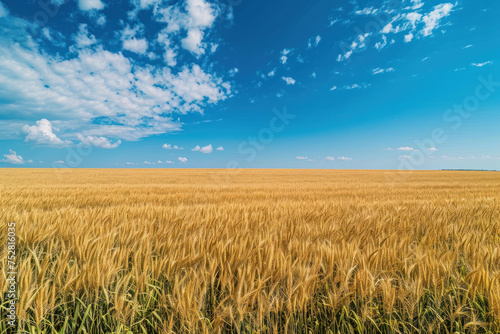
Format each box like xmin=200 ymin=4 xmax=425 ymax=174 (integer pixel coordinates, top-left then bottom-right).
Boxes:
xmin=381 ymin=23 xmax=403 ymax=34
xmin=54 ymin=160 xmax=65 ymax=164
xmin=399 ymin=155 xmax=411 ymax=159
xmin=410 ymin=0 xmax=424 ymax=10
xmin=337 ymin=157 xmax=352 ymax=161
xmin=0 ymin=27 xmax=230 ymax=142
xmin=163 ymin=143 xmax=183 ymax=149
xmin=281 ymin=76 xmax=296 ymax=85
xmin=156 ymin=29 xmax=178 ymax=66
xmin=372 ymin=67 xmax=395 ymax=75
xmin=0 ymin=1 xmax=9 ymax=17
xmin=178 ymin=157 xmax=188 ymax=163
xmin=337 ymin=33 xmax=370 ymax=62
xmin=343 ymin=83 xmax=370 ymax=90
xmin=2 ymin=150 xmax=25 ymax=164
xmin=355 ymin=7 xmax=378 ymax=15
xmin=375 ymin=35 xmax=387 ymax=50
xmin=326 ymin=156 xmax=335 ymax=161
xmin=216 ymin=146 xmax=224 ymax=151
xmin=440 ymin=155 xmax=500 ymax=160
xmin=406 ymin=12 xmax=422 ymax=29
xmin=41 ymin=27 xmax=66 ymax=47
xmin=152 ymin=0 xmax=219 ymax=56
xmin=165 ymin=160 xmax=174 ymax=163
xmin=181 ymin=28 xmax=205 ymax=56
xmin=267 ymin=69 xmax=276 ymax=77
xmin=123 ymin=38 xmax=148 ymax=54
xmin=96 ymin=14 xmax=106 ymax=26
xmin=330 ymin=86 xmax=337 ymax=91
xmin=307 ymin=35 xmax=321 ymax=48
xmin=336 ymin=2 xmax=456 ymax=61
xmin=404 ymin=33 xmax=414 ymax=42
xmin=384 ymin=148 xmax=394 ymax=151
xmin=464 ymin=44 xmax=472 ymax=49
xmin=73 ymin=24 xmax=97 ymax=49
xmin=421 ymin=3 xmax=454 ymax=36
xmin=78 ymin=0 xmax=104 ymax=11
xmin=23 ymin=119 xmax=72 ymax=147
xmin=397 ymin=147 xmax=415 ymax=151
xmin=186 ymin=0 xmax=217 ymax=28
xmin=228 ymin=68 xmax=239 ymax=77
xmin=192 ymin=144 xmax=213 ymax=153
xmin=280 ymin=49 xmax=291 ymax=64
xmin=428 ymin=147 xmax=438 ymax=151
xmin=314 ymin=35 xmax=321 ymax=46
xmin=471 ymin=61 xmax=492 ymax=67
xmin=77 ymin=134 xmax=121 ymax=149
xmin=296 ymin=156 xmax=308 ymax=160
xmin=0 ymin=0 xmax=228 ymax=151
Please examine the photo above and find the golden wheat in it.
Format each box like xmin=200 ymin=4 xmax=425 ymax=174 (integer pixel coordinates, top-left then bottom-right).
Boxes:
xmin=1 ymin=168 xmax=499 ymax=333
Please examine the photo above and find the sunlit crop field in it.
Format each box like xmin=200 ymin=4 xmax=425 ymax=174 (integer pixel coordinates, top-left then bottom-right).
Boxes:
xmin=1 ymin=169 xmax=500 ymax=333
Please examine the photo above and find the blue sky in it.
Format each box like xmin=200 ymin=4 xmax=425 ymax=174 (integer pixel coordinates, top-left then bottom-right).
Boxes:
xmin=0 ymin=0 xmax=499 ymax=170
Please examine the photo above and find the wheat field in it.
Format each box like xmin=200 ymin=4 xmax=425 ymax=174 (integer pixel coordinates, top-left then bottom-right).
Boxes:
xmin=1 ymin=168 xmax=500 ymax=333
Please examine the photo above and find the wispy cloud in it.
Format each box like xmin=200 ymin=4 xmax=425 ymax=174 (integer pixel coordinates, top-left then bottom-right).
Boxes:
xmin=336 ymin=2 xmax=456 ymax=63
xmin=307 ymin=35 xmax=321 ymax=48
xmin=337 ymin=33 xmax=370 ymax=61
xmin=178 ymin=157 xmax=188 ymax=163
xmin=343 ymin=83 xmax=371 ymax=90
xmin=372 ymin=67 xmax=395 ymax=75
xmin=441 ymin=155 xmax=500 ymax=160
xmin=471 ymin=61 xmax=492 ymax=67
xmin=421 ymin=3 xmax=454 ymax=36
xmin=354 ymin=7 xmax=378 ymax=15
